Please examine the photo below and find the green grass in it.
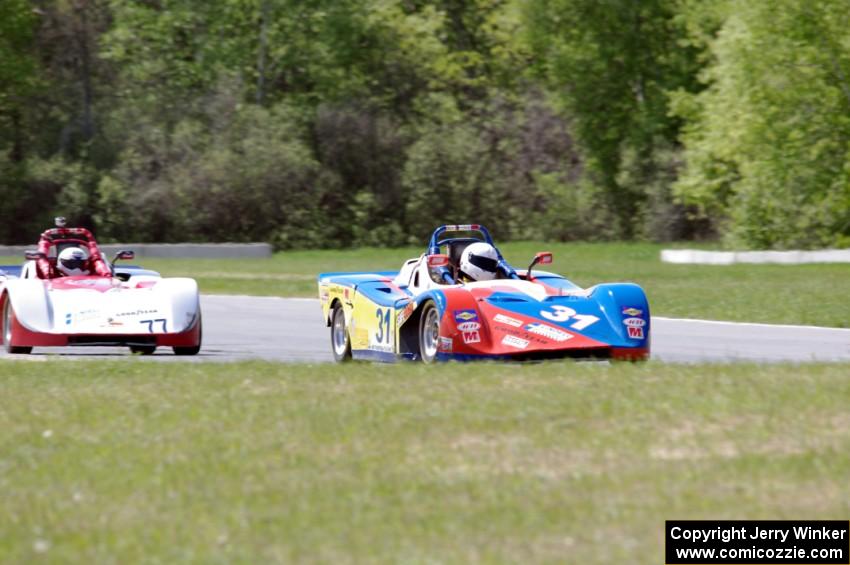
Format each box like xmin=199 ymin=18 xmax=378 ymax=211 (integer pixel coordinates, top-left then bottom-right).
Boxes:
xmin=4 ymin=242 xmax=849 ymax=326
xmin=1 ymin=360 xmax=849 ymax=563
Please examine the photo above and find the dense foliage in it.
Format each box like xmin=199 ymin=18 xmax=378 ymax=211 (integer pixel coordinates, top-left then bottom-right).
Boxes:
xmin=0 ymin=0 xmax=847 ymax=249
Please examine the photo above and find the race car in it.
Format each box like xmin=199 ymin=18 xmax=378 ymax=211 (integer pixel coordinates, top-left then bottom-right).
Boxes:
xmin=318 ymin=224 xmax=650 ymax=362
xmin=0 ymin=218 xmax=202 ymax=355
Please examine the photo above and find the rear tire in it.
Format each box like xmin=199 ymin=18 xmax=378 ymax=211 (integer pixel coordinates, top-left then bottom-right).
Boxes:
xmin=330 ymin=304 xmax=351 ymax=362
xmin=418 ymin=302 xmax=440 ymax=364
xmin=3 ymin=298 xmax=33 ymax=355
xmin=130 ymin=345 xmax=156 ymax=355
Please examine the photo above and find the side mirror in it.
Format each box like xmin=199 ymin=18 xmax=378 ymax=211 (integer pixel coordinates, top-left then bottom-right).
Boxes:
xmin=527 ymin=251 xmax=553 ymax=280
xmin=427 ymin=254 xmax=449 ymax=268
xmin=112 ymin=250 xmax=135 ymax=266
xmin=426 ymin=254 xmax=454 ymax=284
xmin=534 ymin=252 xmax=553 ymax=265
xmin=25 ymin=250 xmax=46 ymax=261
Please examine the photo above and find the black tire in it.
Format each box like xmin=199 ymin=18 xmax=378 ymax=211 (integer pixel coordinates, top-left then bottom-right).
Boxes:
xmin=130 ymin=345 xmax=156 ymax=355
xmin=3 ymin=298 xmax=32 ymax=354
xmin=330 ymin=304 xmax=352 ymax=362
xmin=173 ymin=316 xmax=202 ymax=356
xmin=418 ymin=302 xmax=440 ymax=364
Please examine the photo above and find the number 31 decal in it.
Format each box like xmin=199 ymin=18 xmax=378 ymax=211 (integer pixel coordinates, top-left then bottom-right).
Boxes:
xmin=375 ymin=308 xmax=391 ymax=344
xmin=540 ymin=305 xmax=598 ymax=330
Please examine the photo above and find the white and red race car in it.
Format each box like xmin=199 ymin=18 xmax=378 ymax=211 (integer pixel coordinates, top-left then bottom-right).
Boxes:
xmin=0 ymin=221 xmax=201 ymax=355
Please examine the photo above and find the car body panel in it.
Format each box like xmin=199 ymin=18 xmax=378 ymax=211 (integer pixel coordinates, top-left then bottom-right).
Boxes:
xmin=1 ymin=264 xmax=201 ymax=350
xmin=318 ymin=225 xmax=650 ymax=362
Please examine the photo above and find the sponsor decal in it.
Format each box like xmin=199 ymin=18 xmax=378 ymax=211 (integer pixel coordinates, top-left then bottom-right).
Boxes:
xmin=454 ymin=309 xmax=479 ymax=323
xmin=344 ymin=288 xmax=350 ymax=300
xmin=502 ymin=335 xmax=529 ymax=349
xmin=493 ymin=313 xmax=522 ymax=327
xmin=439 ymin=336 xmax=453 ymax=352
xmin=319 ymin=287 xmax=329 ymax=303
xmin=622 ymin=317 xmax=645 ymax=327
xmin=621 ymin=307 xmax=643 ymax=317
xmin=456 ymin=321 xmax=481 ymax=332
xmin=65 ymin=308 xmax=100 ymax=325
xmin=116 ymin=308 xmax=158 ymax=318
xmin=462 ymin=330 xmax=480 ymax=344
xmin=396 ymin=302 xmax=415 ymax=326
xmin=497 ymin=325 xmax=547 ymax=345
xmin=627 ymin=326 xmax=644 ymax=339
xmin=525 ymin=322 xmax=572 ymax=342
xmin=65 ymin=278 xmax=109 ymax=287
xmin=99 ymin=317 xmax=124 ymax=328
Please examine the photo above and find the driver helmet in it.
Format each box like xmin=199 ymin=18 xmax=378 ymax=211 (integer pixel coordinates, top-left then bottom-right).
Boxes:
xmin=459 ymin=242 xmax=499 ymax=281
xmin=57 ymin=247 xmax=90 ymax=276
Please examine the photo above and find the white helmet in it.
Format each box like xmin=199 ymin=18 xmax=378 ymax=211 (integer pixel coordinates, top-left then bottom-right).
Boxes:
xmin=459 ymin=242 xmax=499 ymax=281
xmin=57 ymin=247 xmax=90 ymax=276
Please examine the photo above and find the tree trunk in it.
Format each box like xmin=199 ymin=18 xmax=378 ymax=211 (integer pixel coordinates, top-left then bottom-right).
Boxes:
xmin=256 ymin=0 xmax=270 ymax=105
xmin=76 ymin=0 xmax=95 ymax=142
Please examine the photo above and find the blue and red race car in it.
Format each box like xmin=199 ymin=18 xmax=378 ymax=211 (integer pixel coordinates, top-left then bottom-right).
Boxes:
xmin=318 ymin=225 xmax=650 ymax=362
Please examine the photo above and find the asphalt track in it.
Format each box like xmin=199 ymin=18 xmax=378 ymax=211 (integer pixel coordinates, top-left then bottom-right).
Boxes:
xmin=2 ymin=295 xmax=849 ymax=363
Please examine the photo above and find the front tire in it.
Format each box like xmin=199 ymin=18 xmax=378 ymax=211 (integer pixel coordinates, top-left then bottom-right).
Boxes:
xmin=174 ymin=316 xmax=202 ymax=356
xmin=418 ymin=302 xmax=440 ymax=364
xmin=3 ymin=298 xmax=32 ymax=355
xmin=331 ymin=304 xmax=351 ymax=362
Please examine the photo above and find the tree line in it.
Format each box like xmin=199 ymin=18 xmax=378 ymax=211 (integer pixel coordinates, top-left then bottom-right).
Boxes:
xmin=1 ymin=0 xmax=848 ymax=249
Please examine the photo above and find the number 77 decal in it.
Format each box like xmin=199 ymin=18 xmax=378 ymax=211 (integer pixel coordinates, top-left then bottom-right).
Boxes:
xmin=140 ymin=318 xmax=168 ymax=333
xmin=540 ymin=305 xmax=598 ymax=330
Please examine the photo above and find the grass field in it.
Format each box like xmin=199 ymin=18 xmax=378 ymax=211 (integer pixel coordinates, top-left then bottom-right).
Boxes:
xmin=4 ymin=242 xmax=848 ymax=326
xmin=2 ymin=360 xmax=849 ymax=563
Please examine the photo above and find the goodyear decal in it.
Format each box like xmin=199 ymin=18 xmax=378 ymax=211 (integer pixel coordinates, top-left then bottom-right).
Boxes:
xmin=621 ymin=306 xmax=643 ymax=317
xmin=454 ymin=309 xmax=478 ymax=323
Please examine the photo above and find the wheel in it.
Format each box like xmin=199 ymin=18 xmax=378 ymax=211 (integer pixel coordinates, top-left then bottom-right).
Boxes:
xmin=130 ymin=345 xmax=156 ymax=355
xmin=3 ymin=298 xmax=32 ymax=354
xmin=330 ymin=304 xmax=351 ymax=362
xmin=174 ymin=317 xmax=202 ymax=356
xmin=418 ymin=302 xmax=440 ymax=364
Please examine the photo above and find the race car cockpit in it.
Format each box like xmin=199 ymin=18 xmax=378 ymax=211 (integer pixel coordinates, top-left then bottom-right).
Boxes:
xmin=28 ymin=217 xmax=113 ymax=279
xmin=426 ymin=224 xmax=518 ymax=284
xmin=393 ymin=224 xmax=554 ymax=293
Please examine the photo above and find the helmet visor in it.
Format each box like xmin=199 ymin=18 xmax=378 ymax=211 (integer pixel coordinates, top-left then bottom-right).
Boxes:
xmin=60 ymin=258 xmax=86 ymax=271
xmin=468 ymin=254 xmax=498 ymax=273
